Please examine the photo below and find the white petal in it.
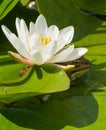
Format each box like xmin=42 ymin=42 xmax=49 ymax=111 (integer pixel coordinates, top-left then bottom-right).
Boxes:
xmin=16 ymin=18 xmax=28 ymax=48
xmin=16 ymin=18 xmax=29 ymax=44
xmin=46 ymin=25 xmax=59 ymax=39
xmin=29 ymin=34 xmax=43 ymax=51
xmin=20 ymin=19 xmax=30 ymax=51
xmin=15 ymin=17 xmax=21 ymax=37
xmin=20 ymin=19 xmax=29 ymax=41
xmin=1 ymin=25 xmax=31 ymax=59
xmin=30 ymin=40 xmax=58 ymax=65
xmin=35 ymin=15 xmax=47 ymax=34
xmin=53 ymin=26 xmax=74 ymax=53
xmin=51 ymin=26 xmax=74 ymax=55
xmin=30 ymin=50 xmax=43 ymax=65
xmin=59 ymin=26 xmax=74 ymax=44
xmin=41 ymin=40 xmax=58 ymax=62
xmin=20 ymin=19 xmax=28 ymax=34
xmin=16 ymin=18 xmax=30 ymax=54
xmin=67 ymin=48 xmax=88 ymax=61
xmin=29 ymin=22 xmax=36 ymax=36
xmin=49 ymin=45 xmax=74 ymax=63
xmin=49 ymin=47 xmax=88 ymax=63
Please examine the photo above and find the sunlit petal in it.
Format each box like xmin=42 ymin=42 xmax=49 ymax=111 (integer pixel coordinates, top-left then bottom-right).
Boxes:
xmin=67 ymin=48 xmax=88 ymax=61
xmin=49 ymin=47 xmax=88 ymax=63
xmin=49 ymin=45 xmax=74 ymax=63
xmin=29 ymin=21 xmax=36 ymax=36
xmin=15 ymin=17 xmax=21 ymax=38
xmin=46 ymin=25 xmax=59 ymax=39
xmin=41 ymin=40 xmax=58 ymax=62
xmin=29 ymin=34 xmax=43 ymax=51
xmin=35 ymin=15 xmax=47 ymax=34
xmin=1 ymin=25 xmax=30 ymax=59
xmin=59 ymin=26 xmax=74 ymax=44
xmin=19 ymin=19 xmax=30 ymax=51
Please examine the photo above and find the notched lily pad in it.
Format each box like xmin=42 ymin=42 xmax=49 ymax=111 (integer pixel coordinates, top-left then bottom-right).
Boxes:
xmin=0 ymin=60 xmax=70 ymax=104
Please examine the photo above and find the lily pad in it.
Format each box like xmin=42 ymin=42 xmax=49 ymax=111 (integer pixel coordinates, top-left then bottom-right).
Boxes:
xmin=0 ymin=59 xmax=70 ymax=104
xmin=0 ymin=108 xmax=57 ymax=130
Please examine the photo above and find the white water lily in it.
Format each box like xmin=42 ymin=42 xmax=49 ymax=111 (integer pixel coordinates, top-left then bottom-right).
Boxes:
xmin=1 ymin=15 xmax=88 ymax=66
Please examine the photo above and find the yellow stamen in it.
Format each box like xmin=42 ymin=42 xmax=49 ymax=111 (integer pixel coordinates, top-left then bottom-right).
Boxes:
xmin=40 ymin=35 xmax=51 ymax=45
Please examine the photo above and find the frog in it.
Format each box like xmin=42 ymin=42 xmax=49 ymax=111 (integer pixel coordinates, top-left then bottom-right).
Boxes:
xmin=60 ymin=57 xmax=91 ymax=81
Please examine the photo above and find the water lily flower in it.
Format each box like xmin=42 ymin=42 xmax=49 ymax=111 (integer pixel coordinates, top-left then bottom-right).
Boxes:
xmin=1 ymin=15 xmax=88 ymax=68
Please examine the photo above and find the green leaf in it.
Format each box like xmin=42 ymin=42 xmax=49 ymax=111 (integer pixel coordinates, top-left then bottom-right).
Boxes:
xmin=37 ymin=0 xmax=102 ymax=41
xmin=0 ymin=0 xmax=19 ymax=20
xmin=36 ymin=95 xmax=98 ymax=128
xmin=0 ymin=108 xmax=57 ymax=130
xmin=71 ymin=0 xmax=106 ymax=15
xmin=35 ymin=94 xmax=106 ymax=130
xmin=0 ymin=61 xmax=69 ymax=104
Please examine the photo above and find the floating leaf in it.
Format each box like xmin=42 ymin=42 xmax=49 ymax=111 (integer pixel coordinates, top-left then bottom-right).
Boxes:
xmin=0 ymin=61 xmax=70 ymax=104
xmin=0 ymin=108 xmax=57 ymax=130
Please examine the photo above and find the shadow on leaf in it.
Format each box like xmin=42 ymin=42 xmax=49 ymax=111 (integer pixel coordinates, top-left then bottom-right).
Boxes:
xmin=0 ymin=58 xmax=17 ymax=66
xmin=0 ymin=108 xmax=57 ymax=130
xmin=35 ymin=94 xmax=98 ymax=128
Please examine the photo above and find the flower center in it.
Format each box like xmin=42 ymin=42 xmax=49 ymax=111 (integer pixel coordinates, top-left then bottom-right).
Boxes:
xmin=40 ymin=35 xmax=51 ymax=45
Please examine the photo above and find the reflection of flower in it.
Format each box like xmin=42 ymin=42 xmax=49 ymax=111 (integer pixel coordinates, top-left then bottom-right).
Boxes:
xmin=1 ymin=15 xmax=87 ymax=66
